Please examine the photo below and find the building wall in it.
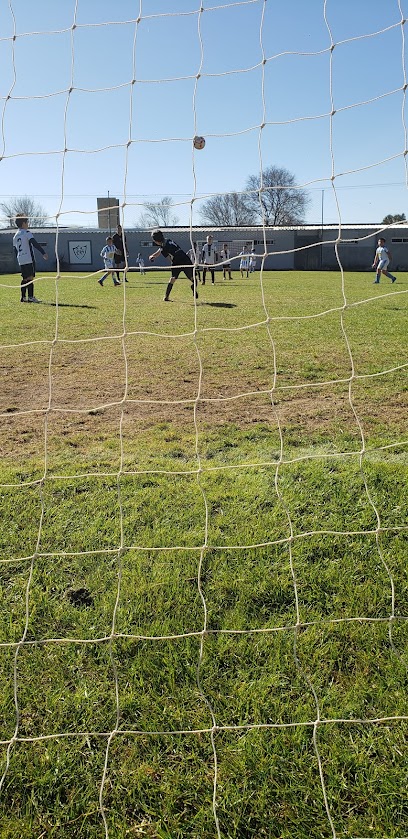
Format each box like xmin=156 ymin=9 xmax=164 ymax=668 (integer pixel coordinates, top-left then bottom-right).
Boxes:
xmin=0 ymin=238 xmax=14 ymax=273
xmin=0 ymin=227 xmax=296 ymax=273
xmin=321 ymin=226 xmax=377 ymax=270
xmin=1 ymin=225 xmax=407 ymax=273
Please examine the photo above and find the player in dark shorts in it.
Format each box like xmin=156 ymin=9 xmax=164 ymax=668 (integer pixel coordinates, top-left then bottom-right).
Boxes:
xmin=112 ymin=224 xmax=128 ymax=283
xmin=149 ymin=230 xmax=198 ymax=302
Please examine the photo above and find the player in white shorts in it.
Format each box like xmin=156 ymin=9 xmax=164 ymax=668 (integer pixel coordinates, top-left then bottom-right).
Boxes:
xmin=372 ymin=237 xmax=396 ymax=284
xmin=98 ymin=237 xmax=121 ymax=286
xmin=136 ymin=253 xmax=146 ymax=274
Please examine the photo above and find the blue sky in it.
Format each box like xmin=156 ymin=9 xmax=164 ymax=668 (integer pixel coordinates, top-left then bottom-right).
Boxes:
xmin=0 ymin=0 xmax=407 ymax=228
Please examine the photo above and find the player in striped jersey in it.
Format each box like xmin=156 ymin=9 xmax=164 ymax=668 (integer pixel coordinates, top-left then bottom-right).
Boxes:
xmin=239 ymin=245 xmax=249 ymax=278
xmin=98 ymin=237 xmax=121 ymax=286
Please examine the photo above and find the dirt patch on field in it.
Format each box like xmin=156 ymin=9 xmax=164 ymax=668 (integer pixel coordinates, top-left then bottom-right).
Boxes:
xmin=0 ymin=347 xmax=407 ymax=469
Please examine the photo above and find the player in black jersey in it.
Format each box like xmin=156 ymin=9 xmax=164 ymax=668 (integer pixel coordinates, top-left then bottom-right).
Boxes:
xmin=149 ymin=230 xmax=198 ymax=302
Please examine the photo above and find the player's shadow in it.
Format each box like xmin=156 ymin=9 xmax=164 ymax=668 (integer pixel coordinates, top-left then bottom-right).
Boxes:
xmin=202 ymin=302 xmax=237 ymax=308
xmin=41 ymin=302 xmax=98 ymax=310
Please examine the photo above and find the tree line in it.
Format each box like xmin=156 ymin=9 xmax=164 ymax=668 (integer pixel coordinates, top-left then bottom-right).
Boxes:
xmin=1 ymin=176 xmax=406 ymax=229
xmin=137 ymin=166 xmax=310 ymax=228
xmin=0 ymin=167 xmax=310 ymax=229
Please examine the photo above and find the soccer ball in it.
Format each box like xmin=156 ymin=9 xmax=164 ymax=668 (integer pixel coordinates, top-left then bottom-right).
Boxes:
xmin=193 ymin=135 xmax=205 ymax=150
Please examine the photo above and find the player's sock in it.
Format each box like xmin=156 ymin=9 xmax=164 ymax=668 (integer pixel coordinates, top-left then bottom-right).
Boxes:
xmin=164 ymin=281 xmax=173 ymax=300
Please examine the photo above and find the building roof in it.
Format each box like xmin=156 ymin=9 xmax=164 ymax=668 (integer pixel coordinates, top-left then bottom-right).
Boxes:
xmin=1 ymin=223 xmax=406 ymax=236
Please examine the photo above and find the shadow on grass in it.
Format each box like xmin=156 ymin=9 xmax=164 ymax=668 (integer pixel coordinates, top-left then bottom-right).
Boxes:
xmin=201 ymin=301 xmax=237 ymax=308
xmin=156 ymin=297 xmax=237 ymax=308
xmin=40 ymin=302 xmax=98 ymax=310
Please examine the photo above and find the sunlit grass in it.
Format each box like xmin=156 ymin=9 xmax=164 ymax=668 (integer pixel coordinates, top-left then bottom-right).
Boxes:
xmin=0 ymin=269 xmax=407 ymax=837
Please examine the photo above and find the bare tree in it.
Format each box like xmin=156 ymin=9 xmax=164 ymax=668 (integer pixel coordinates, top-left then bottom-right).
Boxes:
xmin=199 ymin=192 xmax=256 ymax=226
xmin=0 ymin=195 xmax=49 ymax=228
xmin=137 ymin=196 xmax=179 ymax=228
xmin=382 ymin=213 xmax=406 ymax=225
xmin=244 ymin=166 xmax=309 ymax=226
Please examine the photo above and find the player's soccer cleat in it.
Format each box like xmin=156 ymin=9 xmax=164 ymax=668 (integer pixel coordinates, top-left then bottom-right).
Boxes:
xmin=373 ymin=280 xmax=380 ymax=283
xmin=21 ymin=298 xmax=27 ymax=302
xmin=28 ymin=296 xmax=40 ymax=303
xmin=113 ymin=281 xmax=121 ymax=286
xmin=391 ymin=276 xmax=396 ymax=283
xmin=98 ymin=279 xmax=104 ymax=286
xmin=163 ymin=296 xmax=170 ymax=301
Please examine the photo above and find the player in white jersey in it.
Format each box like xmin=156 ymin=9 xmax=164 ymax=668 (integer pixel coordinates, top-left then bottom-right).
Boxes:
xmin=372 ymin=237 xmax=397 ymax=284
xmin=136 ymin=253 xmax=146 ymax=274
xmin=13 ymin=215 xmax=48 ymax=302
xmin=201 ymin=234 xmax=217 ymax=285
xmin=98 ymin=237 xmax=121 ymax=286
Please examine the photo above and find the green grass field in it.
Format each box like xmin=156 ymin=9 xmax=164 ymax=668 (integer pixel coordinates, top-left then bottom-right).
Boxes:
xmin=0 ymin=268 xmax=407 ymax=838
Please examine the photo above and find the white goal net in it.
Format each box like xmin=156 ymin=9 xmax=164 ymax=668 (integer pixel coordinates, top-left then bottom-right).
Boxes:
xmin=0 ymin=2 xmax=407 ymax=838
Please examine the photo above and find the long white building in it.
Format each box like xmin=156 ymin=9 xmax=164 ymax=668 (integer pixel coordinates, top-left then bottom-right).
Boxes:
xmin=1 ymin=224 xmax=407 ymax=273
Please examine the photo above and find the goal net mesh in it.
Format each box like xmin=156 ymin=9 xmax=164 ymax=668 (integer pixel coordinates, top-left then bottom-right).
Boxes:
xmin=0 ymin=2 xmax=407 ymax=838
